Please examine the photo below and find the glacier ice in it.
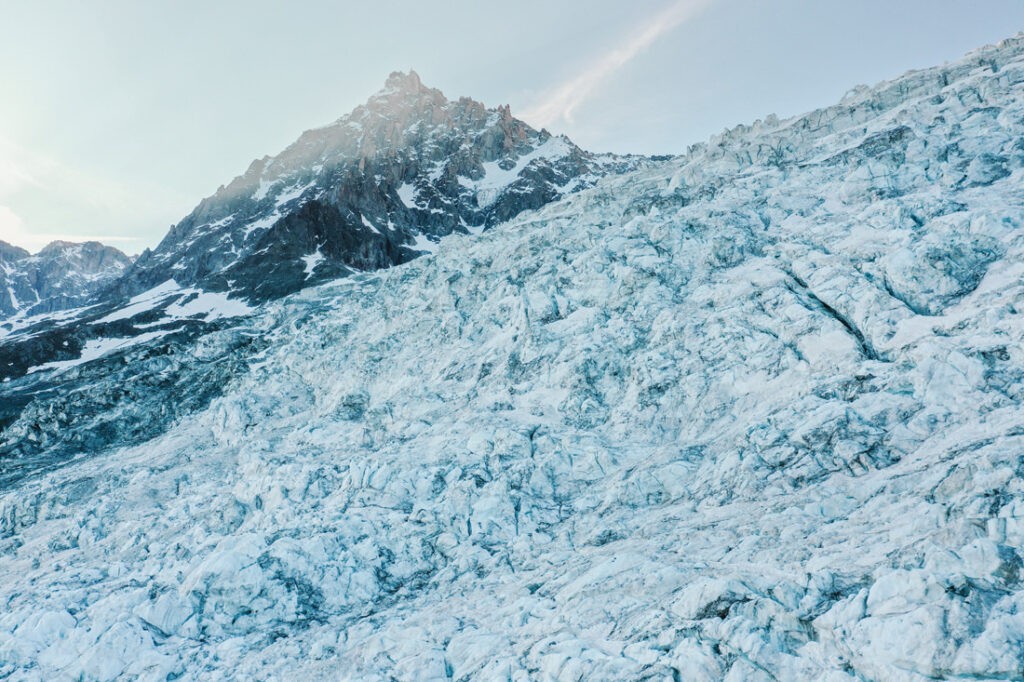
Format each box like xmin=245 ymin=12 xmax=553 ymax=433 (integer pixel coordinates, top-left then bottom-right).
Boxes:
xmin=1 ymin=36 xmax=1024 ymax=681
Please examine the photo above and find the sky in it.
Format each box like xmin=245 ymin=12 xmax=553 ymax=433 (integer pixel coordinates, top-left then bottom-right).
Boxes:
xmin=1 ymin=0 xmax=1021 ymax=253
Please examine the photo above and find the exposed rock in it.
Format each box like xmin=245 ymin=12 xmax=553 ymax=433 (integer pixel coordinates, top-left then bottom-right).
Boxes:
xmin=112 ymin=70 xmax=648 ymax=304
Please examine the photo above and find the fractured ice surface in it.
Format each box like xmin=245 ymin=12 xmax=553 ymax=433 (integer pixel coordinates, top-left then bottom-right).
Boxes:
xmin=2 ymin=36 xmax=1024 ymax=680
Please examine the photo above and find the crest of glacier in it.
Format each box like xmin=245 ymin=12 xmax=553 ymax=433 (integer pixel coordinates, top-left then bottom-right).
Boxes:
xmin=2 ymin=37 xmax=1024 ymax=681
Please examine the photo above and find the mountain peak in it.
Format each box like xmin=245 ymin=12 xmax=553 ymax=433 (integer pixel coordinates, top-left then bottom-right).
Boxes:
xmin=0 ymin=239 xmax=130 ymax=318
xmin=355 ymin=69 xmax=449 ymax=125
xmin=383 ymin=69 xmax=422 ymax=92
xmin=0 ymin=239 xmax=30 ymax=262
xmin=371 ymin=69 xmax=432 ymax=104
xmin=112 ymin=67 xmax=644 ymax=305
xmin=37 ymin=240 xmax=128 ymax=257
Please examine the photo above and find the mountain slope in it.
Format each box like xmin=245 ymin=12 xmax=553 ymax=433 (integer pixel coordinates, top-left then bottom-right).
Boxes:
xmin=1 ymin=36 xmax=1024 ymax=680
xmin=0 ymin=240 xmax=131 ymax=320
xmin=115 ymin=70 xmax=647 ymax=302
xmin=0 ymin=71 xmax=645 ymax=381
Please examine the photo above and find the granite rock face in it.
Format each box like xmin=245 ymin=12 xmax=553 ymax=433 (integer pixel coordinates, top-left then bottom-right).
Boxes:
xmin=0 ymin=240 xmax=131 ymax=319
xmin=2 ymin=36 xmax=1024 ymax=681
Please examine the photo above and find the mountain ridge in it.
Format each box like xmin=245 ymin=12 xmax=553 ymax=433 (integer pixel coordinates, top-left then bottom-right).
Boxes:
xmin=111 ymin=69 xmax=649 ymax=303
xmin=0 ymin=71 xmax=648 ymax=377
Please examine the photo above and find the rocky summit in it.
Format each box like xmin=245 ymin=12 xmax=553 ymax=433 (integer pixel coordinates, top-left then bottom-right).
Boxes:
xmin=2 ymin=34 xmax=1024 ymax=681
xmin=116 ymin=70 xmax=648 ymax=303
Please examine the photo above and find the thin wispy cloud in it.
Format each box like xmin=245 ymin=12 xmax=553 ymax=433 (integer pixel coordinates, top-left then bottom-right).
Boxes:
xmin=0 ymin=138 xmax=42 ymax=197
xmin=0 ymin=138 xmax=126 ymax=211
xmin=0 ymin=159 xmax=37 ymax=196
xmin=522 ymin=0 xmax=713 ymax=129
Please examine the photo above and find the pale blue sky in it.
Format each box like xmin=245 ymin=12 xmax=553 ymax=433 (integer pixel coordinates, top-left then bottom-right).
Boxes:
xmin=1 ymin=0 xmax=1021 ymax=252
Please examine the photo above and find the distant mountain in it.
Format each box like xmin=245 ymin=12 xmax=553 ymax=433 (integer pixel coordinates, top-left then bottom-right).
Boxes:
xmin=114 ymin=70 xmax=647 ymax=302
xmin=0 ymin=240 xmax=131 ymax=319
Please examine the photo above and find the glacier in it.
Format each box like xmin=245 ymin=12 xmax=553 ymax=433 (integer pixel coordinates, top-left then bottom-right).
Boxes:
xmin=1 ymin=36 xmax=1024 ymax=680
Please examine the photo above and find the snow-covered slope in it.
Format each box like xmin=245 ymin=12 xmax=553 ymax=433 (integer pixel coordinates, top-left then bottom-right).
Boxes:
xmin=0 ymin=240 xmax=131 ymax=321
xmin=2 ymin=36 xmax=1024 ymax=680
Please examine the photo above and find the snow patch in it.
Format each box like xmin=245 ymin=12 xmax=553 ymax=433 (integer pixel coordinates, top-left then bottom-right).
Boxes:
xmin=274 ymin=180 xmax=315 ymax=208
xmin=301 ymin=248 xmax=325 ymax=279
xmin=404 ymin=233 xmax=439 ymax=254
xmin=360 ymin=215 xmax=381 ymax=234
xmin=460 ymin=136 xmax=573 ymax=208
xmin=163 ymin=291 xmax=254 ymax=322
xmin=253 ymin=179 xmax=274 ymax=201
xmin=242 ymin=212 xmax=282 ymax=239
xmin=27 ymin=328 xmax=182 ymax=374
xmin=397 ymin=183 xmax=418 ymax=209
xmin=94 ymin=280 xmax=182 ymax=323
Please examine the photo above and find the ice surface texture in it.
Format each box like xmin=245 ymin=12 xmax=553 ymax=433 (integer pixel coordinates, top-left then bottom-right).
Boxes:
xmin=2 ymin=37 xmax=1024 ymax=680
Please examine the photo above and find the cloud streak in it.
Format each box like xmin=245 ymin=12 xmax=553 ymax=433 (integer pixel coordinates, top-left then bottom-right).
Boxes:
xmin=522 ymin=0 xmax=713 ymax=129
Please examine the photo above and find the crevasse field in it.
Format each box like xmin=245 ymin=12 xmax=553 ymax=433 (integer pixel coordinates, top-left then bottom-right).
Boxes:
xmin=2 ymin=36 xmax=1024 ymax=681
